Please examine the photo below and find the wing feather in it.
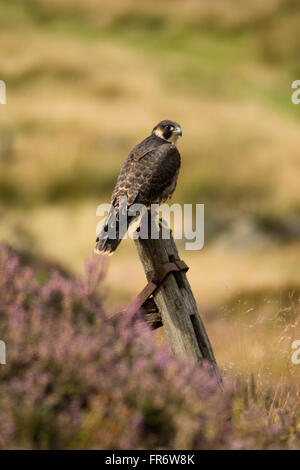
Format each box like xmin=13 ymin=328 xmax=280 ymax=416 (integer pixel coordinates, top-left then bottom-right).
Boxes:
xmin=111 ymin=138 xmax=181 ymax=212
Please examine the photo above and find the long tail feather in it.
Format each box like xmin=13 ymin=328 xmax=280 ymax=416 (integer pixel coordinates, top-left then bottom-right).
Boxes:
xmin=95 ymin=205 xmax=134 ymax=256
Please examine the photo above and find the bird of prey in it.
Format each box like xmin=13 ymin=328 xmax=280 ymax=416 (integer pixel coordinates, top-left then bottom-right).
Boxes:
xmin=95 ymin=119 xmax=182 ymax=255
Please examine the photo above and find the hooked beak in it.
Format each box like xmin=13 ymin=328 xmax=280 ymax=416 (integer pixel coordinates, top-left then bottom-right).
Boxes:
xmin=174 ymin=126 xmax=182 ymax=137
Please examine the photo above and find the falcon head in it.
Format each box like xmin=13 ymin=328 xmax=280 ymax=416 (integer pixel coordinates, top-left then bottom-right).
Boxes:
xmin=152 ymin=120 xmax=182 ymax=143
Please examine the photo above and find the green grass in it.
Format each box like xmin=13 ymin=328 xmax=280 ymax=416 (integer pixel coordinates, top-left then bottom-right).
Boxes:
xmin=1 ymin=0 xmax=300 ymax=260
xmin=1 ymin=0 xmax=299 ymax=114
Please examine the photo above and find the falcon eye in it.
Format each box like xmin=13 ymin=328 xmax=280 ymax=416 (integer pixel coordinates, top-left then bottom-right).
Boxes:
xmin=165 ymin=125 xmax=174 ymax=131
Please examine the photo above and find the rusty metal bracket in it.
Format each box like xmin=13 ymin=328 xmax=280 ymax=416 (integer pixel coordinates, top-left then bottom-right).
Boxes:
xmin=126 ymin=259 xmax=189 ymax=314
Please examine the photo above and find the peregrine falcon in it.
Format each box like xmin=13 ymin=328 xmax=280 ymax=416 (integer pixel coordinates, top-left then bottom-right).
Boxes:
xmin=95 ymin=119 xmax=182 ymax=255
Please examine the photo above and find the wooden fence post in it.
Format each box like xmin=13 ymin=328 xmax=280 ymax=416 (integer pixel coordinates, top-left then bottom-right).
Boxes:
xmin=132 ymin=223 xmax=220 ymax=381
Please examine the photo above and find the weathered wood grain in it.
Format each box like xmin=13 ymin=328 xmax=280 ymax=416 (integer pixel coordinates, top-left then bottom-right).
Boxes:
xmin=142 ymin=298 xmax=163 ymax=330
xmin=134 ymin=224 xmax=220 ymax=379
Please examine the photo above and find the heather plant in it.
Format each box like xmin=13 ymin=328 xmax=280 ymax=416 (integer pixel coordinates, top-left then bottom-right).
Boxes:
xmin=0 ymin=244 xmax=299 ymax=449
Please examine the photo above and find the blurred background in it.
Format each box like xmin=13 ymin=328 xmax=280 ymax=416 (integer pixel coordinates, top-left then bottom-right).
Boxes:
xmin=1 ymin=0 xmax=300 ymax=380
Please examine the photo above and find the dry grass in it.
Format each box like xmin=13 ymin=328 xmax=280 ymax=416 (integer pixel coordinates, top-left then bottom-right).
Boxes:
xmin=1 ymin=0 xmax=300 ymax=385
